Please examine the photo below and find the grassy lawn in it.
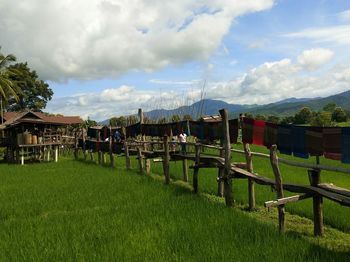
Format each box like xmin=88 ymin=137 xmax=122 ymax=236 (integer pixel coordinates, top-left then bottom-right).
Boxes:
xmin=0 ymin=152 xmax=349 ymax=261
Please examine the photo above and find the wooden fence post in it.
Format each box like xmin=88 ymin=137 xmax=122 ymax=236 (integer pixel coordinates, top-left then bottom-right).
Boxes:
xmin=137 ymin=146 xmax=144 ymax=175
xmin=219 ymin=108 xmax=233 ymax=207
xmin=193 ymin=144 xmax=201 ymax=193
xmin=124 ymin=141 xmax=131 ymax=170
xmin=74 ymin=130 xmax=78 ymax=160
xmin=217 ymin=144 xmax=224 ymax=197
xmin=182 ymin=159 xmax=189 ymax=182
xmin=244 ymin=143 xmax=256 ymax=210
xmin=98 ymin=151 xmax=102 ymax=165
xmin=139 ymin=108 xmax=151 ymax=174
xmin=109 ymin=126 xmax=115 ymax=168
xmin=308 ymin=169 xmax=324 ymax=236
xmin=270 ymin=145 xmax=285 ymax=233
xmin=163 ymin=135 xmax=170 ymax=184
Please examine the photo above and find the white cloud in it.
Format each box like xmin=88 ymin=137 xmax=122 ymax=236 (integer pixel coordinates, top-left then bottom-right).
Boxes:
xmin=0 ymin=0 xmax=274 ymax=82
xmin=284 ymin=25 xmax=350 ymax=45
xmin=47 ymin=51 xmax=350 ymax=120
xmin=338 ymin=10 xmax=350 ymax=22
xmin=297 ymin=48 xmax=334 ymax=70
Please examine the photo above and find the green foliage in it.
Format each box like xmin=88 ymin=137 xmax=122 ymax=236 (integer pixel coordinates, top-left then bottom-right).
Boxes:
xmin=266 ymin=115 xmax=280 ymax=124
xmin=110 ymin=116 xmax=127 ymax=127
xmin=310 ymin=111 xmax=333 ymax=127
xmin=82 ymin=117 xmax=97 ymax=128
xmin=6 ymin=62 xmax=53 ymax=111
xmin=0 ymin=47 xmax=20 ymax=100
xmin=157 ymin=117 xmax=167 ymax=124
xmin=182 ymin=114 xmax=192 ymax=121
xmin=332 ymin=107 xmax=347 ymax=122
xmin=171 ymin=114 xmax=181 ymax=122
xmin=294 ymin=107 xmax=312 ymax=124
xmin=254 ymin=114 xmax=266 ymax=121
xmin=126 ymin=115 xmax=138 ymax=125
xmin=280 ymin=116 xmax=295 ymax=125
xmin=323 ymin=102 xmax=337 ymax=112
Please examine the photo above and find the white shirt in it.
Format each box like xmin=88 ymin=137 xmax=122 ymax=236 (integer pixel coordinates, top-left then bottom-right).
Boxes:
xmin=179 ymin=133 xmax=187 ymax=143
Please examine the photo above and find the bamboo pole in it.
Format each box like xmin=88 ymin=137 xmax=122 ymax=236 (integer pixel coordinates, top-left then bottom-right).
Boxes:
xmin=270 ymin=145 xmax=285 ymax=233
xmin=308 ymin=169 xmax=324 ymax=236
xmin=243 ymin=143 xmax=255 ymax=210
xmin=219 ymin=109 xmax=233 ymax=207
xmin=163 ymin=135 xmax=170 ymax=184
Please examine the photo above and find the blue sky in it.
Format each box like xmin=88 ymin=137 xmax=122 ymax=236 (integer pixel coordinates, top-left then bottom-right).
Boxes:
xmin=1 ymin=0 xmax=350 ymax=120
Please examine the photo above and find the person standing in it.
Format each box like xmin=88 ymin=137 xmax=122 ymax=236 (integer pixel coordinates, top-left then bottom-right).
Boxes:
xmin=178 ymin=131 xmax=187 ymax=155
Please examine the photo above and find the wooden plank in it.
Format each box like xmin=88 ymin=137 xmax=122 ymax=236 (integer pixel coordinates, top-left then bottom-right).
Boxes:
xmin=264 ymin=194 xmax=311 ymax=208
xmin=270 ymin=145 xmax=285 ymax=233
xmin=318 ymin=183 xmax=350 ymax=198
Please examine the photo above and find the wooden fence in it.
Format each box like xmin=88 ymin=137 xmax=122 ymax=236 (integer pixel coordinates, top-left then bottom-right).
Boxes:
xmin=75 ymin=108 xmax=350 ymax=237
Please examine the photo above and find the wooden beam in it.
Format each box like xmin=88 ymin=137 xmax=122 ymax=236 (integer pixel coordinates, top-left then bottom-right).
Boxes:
xmin=264 ymin=194 xmax=311 ymax=208
xmin=318 ymin=183 xmax=350 ymax=198
xmin=270 ymin=145 xmax=285 ymax=233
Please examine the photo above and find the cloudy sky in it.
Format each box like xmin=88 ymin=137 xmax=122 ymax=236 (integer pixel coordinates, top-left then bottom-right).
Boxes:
xmin=1 ymin=0 xmax=350 ymax=120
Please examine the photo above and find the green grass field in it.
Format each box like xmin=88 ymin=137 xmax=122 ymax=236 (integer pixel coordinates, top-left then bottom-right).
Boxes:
xmin=0 ymin=149 xmax=349 ymax=261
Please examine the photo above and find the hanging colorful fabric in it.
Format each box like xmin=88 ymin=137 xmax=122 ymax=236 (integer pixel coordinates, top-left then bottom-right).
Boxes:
xmin=305 ymin=127 xmax=323 ymax=156
xmin=277 ymin=124 xmax=292 ymax=155
xmin=252 ymin=120 xmax=265 ymax=146
xmin=292 ymin=126 xmax=309 ymax=158
xmin=341 ymin=127 xmax=350 ymax=163
xmin=263 ymin=122 xmax=277 ymax=148
xmin=229 ymin=119 xmax=239 ymax=144
xmin=242 ymin=118 xmax=254 ymax=144
xmin=323 ymin=127 xmax=342 ymax=160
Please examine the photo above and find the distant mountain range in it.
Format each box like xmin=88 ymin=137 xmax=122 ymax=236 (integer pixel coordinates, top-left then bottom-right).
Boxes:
xmin=99 ymin=89 xmax=350 ymax=124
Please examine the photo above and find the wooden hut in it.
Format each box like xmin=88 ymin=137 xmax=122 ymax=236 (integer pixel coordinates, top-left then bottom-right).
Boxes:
xmin=0 ymin=111 xmax=83 ymax=164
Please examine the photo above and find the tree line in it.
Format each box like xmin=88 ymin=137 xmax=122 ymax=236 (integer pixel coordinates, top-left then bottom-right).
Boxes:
xmin=244 ymin=103 xmax=348 ymax=126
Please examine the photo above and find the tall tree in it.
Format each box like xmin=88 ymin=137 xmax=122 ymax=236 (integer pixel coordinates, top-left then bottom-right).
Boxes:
xmin=294 ymin=107 xmax=312 ymax=124
xmin=6 ymin=62 xmax=53 ymax=111
xmin=0 ymin=48 xmax=21 ymax=123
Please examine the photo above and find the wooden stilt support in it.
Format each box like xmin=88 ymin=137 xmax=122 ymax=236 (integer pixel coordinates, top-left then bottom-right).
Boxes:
xmin=308 ymin=169 xmax=324 ymax=236
xmin=163 ymin=135 xmax=170 ymax=184
xmin=219 ymin=108 xmax=233 ymax=207
xmin=270 ymin=145 xmax=285 ymax=233
xmin=109 ymin=126 xmax=115 ymax=168
xmin=124 ymin=141 xmax=131 ymax=170
xmin=21 ymin=148 xmax=24 ymax=165
xmin=98 ymin=151 xmax=102 ymax=165
xmin=193 ymin=144 xmax=200 ymax=193
xmin=82 ymin=127 xmax=87 ymax=160
xmin=54 ymin=146 xmax=58 ymax=162
xmin=182 ymin=159 xmax=188 ymax=182
xmin=244 ymin=143 xmax=255 ymax=211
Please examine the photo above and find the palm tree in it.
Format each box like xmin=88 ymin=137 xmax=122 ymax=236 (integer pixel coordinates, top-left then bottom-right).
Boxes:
xmin=0 ymin=47 xmax=21 ymax=123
